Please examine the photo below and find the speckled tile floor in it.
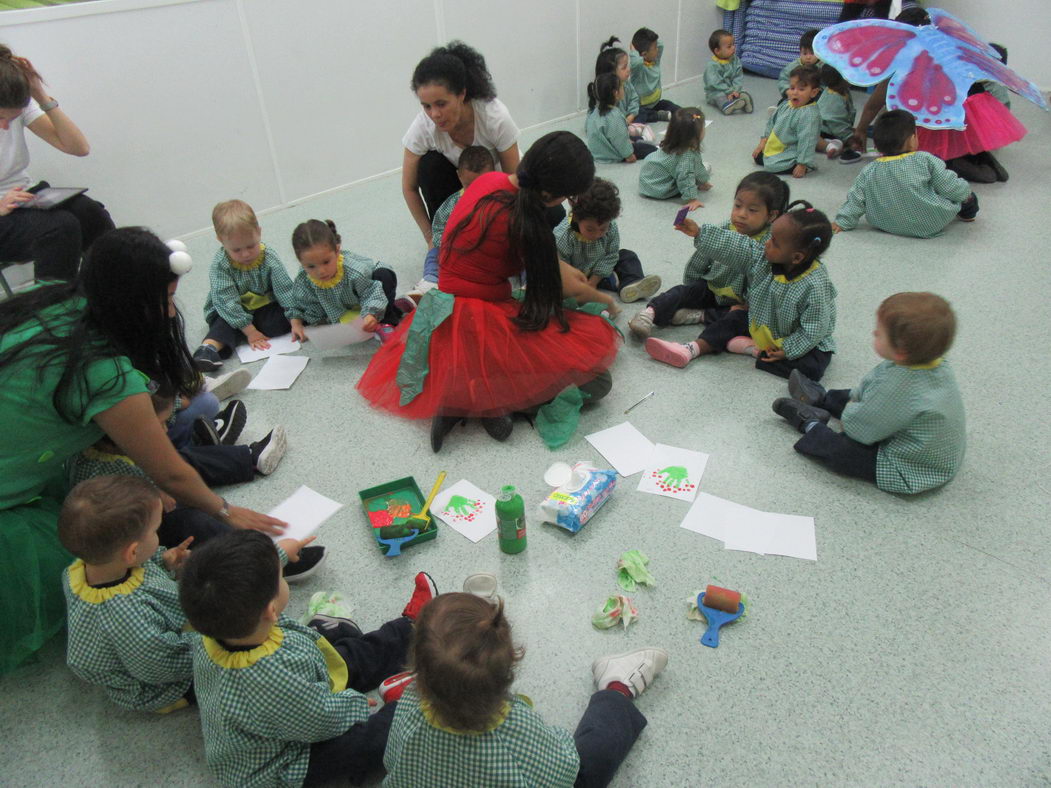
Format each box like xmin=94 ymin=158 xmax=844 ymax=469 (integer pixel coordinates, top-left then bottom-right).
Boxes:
xmin=1 ymin=76 xmax=1049 ymax=786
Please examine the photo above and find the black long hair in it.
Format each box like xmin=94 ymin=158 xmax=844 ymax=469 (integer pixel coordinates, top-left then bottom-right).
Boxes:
xmin=781 ymin=200 xmax=833 ymax=272
xmin=595 ymin=36 xmax=627 ymax=77
xmin=442 ymin=131 xmax=595 ymax=332
xmin=411 ymin=41 xmax=496 ymax=100
xmin=0 ymin=227 xmax=199 ymax=422
xmin=587 ymin=72 xmax=620 ymax=114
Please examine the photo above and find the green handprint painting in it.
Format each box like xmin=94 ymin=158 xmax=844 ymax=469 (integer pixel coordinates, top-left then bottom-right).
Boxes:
xmin=443 ymin=495 xmax=482 ymax=520
xmin=656 ymin=466 xmax=689 ymax=488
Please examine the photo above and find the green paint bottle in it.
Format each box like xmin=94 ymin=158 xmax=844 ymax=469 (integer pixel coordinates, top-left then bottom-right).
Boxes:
xmin=496 ymin=485 xmax=527 ymax=554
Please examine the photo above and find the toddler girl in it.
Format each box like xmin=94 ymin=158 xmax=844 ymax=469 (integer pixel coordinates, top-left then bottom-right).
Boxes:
xmin=382 ymin=592 xmax=667 ymax=787
xmin=646 ymin=201 xmax=837 ymax=381
xmin=629 ymin=171 xmax=788 ymax=339
xmin=817 ymin=65 xmax=858 ymax=161
xmin=638 ymin=107 xmax=710 ymax=209
xmin=596 ymin=37 xmax=639 ymax=125
xmin=585 ymin=73 xmax=655 ymax=163
xmin=287 ymin=219 xmax=411 ymax=341
xmin=753 ymin=65 xmax=821 ymax=178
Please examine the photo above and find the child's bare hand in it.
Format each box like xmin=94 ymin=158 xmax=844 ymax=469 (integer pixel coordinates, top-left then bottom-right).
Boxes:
xmin=160 ymin=491 xmax=177 ymax=513
xmin=759 ymin=348 xmax=786 ymax=363
xmin=361 ymin=315 xmax=379 ymax=332
xmin=831 ymin=222 xmax=843 ymax=233
xmin=290 ymin=320 xmax=308 ymax=343
xmin=686 ymin=199 xmax=704 ymax=211
xmin=244 ymin=326 xmax=271 ymax=350
xmin=730 ymin=303 xmax=748 ymax=312
xmin=698 ymin=182 xmax=713 ymax=192
xmin=278 ymin=535 xmax=316 ymax=564
xmin=751 ymin=145 xmax=764 ymax=160
xmin=624 ymin=154 xmax=637 ymax=163
xmin=674 ymin=218 xmax=700 ymax=237
xmin=163 ymin=536 xmax=194 ymax=573
xmin=792 ymin=164 xmax=807 ymax=179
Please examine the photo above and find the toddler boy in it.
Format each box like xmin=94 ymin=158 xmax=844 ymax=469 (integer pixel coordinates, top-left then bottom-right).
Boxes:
xmin=629 ymin=27 xmax=681 ymax=122
xmin=777 ymin=30 xmax=823 ymax=95
xmin=704 ymin=29 xmax=753 ymax=115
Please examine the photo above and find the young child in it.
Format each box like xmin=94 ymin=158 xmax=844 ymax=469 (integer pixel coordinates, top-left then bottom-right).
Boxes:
xmin=596 ymin=36 xmax=639 ymax=125
xmin=193 ymin=200 xmax=297 ymax=372
xmin=629 ymin=171 xmax=789 ymax=339
xmin=704 ymin=29 xmax=753 ymax=115
xmin=287 ymin=219 xmax=411 ymax=341
xmin=382 ymin=592 xmax=667 ymax=787
xmin=409 ymin=145 xmax=493 ymax=300
xmin=777 ymin=29 xmax=822 ymax=95
xmin=555 ymin=178 xmax=661 ymax=308
xmin=638 ymin=108 xmax=711 ymax=209
xmin=59 ymin=476 xmax=196 ymax=714
xmin=773 ymin=292 xmax=965 ymax=494
xmin=816 ymin=65 xmax=860 ymax=162
xmin=629 ymin=27 xmax=680 ymax=123
xmin=585 ymin=73 xmax=656 ymax=163
xmin=645 ymin=201 xmax=837 ymax=381
xmin=179 ymin=530 xmax=437 ymax=788
xmin=832 ymin=110 xmax=978 ymax=239
xmin=753 ymin=65 xmax=821 ymax=178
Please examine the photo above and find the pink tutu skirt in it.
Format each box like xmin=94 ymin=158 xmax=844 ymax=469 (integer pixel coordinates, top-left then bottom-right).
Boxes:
xmin=917 ymin=92 xmax=1027 ymax=159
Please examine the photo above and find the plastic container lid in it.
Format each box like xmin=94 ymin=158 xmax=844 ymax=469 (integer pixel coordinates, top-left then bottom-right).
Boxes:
xmin=543 ymin=462 xmax=573 ymax=487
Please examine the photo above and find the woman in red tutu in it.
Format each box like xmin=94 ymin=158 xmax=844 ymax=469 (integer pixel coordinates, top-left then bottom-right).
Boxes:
xmin=357 ymin=131 xmax=620 ymax=452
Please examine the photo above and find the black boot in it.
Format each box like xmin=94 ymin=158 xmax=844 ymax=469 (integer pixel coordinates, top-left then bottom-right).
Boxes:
xmin=946 ymin=155 xmax=996 ymax=184
xmin=430 ymin=414 xmax=463 ymax=453
xmin=772 ymin=398 xmax=832 ymax=433
xmin=787 ymin=369 xmax=827 ymax=406
xmin=480 ymin=415 xmax=513 ymax=442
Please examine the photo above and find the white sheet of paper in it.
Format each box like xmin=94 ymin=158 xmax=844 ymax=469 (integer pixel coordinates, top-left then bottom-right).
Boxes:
xmin=760 ymin=512 xmax=817 ymax=561
xmin=247 ymin=354 xmax=309 ymax=390
xmin=637 ymin=443 xmax=709 ymax=502
xmin=236 ymin=333 xmax=301 ymax=363
xmin=679 ymin=492 xmax=753 ymax=543
xmin=585 ymin=422 xmax=655 ymax=477
xmin=306 ymin=319 xmax=374 ymax=350
xmin=680 ymin=492 xmax=817 ymax=561
xmin=267 ymin=485 xmax=344 ymax=543
xmin=429 ymin=479 xmax=497 ymax=543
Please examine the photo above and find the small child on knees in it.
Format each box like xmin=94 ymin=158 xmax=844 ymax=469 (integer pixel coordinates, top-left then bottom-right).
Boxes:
xmin=629 ymin=27 xmax=680 ymax=122
xmin=639 ymin=108 xmax=711 ymax=209
xmin=630 ymin=172 xmax=788 ymax=339
xmin=382 ymin=592 xmax=668 ymax=788
xmin=59 ymin=476 xmax=196 ymax=713
xmin=646 ymin=201 xmax=836 ymax=380
xmin=704 ymin=29 xmax=753 ymax=115
xmin=179 ymin=530 xmax=438 ymax=788
xmin=585 ymin=73 xmax=656 ymax=163
xmin=773 ymin=292 xmax=965 ymax=494
xmin=777 ymin=29 xmax=822 ymax=96
xmin=556 ymin=178 xmax=661 ymax=308
xmin=833 ymin=110 xmax=978 ymax=238
xmin=410 ymin=145 xmax=493 ymax=299
xmin=193 ymin=200 xmax=297 ymax=372
xmin=816 ymin=65 xmax=859 ymax=161
xmin=288 ymin=219 xmax=411 ymax=342
xmin=754 ymin=65 xmax=822 ymax=178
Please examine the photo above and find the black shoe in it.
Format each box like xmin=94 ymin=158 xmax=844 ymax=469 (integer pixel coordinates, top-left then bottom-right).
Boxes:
xmin=193 ymin=344 xmax=223 ymax=372
xmin=976 ymin=150 xmax=1008 ymax=182
xmin=214 ymin=400 xmax=247 ymax=445
xmin=957 ymin=192 xmax=980 ymax=221
xmin=838 ymin=149 xmax=863 ymax=164
xmin=192 ymin=415 xmax=220 ymax=446
xmin=787 ymin=369 xmax=827 ymax=406
xmin=946 ymin=155 xmax=996 ymax=184
xmin=480 ymin=415 xmax=513 ymax=442
xmin=773 ymin=397 xmax=832 ymax=433
xmin=283 ymin=546 xmax=326 ymax=583
xmin=430 ymin=414 xmax=463 ymax=453
xmin=308 ymin=614 xmax=362 ymax=639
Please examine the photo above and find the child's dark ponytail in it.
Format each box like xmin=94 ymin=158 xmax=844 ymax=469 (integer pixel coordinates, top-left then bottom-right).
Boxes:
xmin=783 ymin=200 xmax=832 ymax=264
xmin=291 ymin=219 xmax=340 ymax=258
xmin=660 ymin=107 xmax=705 ymax=154
xmin=587 ymin=72 xmax=619 ymax=114
xmin=595 ymin=36 xmax=627 ymax=77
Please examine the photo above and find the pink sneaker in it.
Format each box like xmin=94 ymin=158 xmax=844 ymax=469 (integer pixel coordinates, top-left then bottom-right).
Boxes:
xmin=402 ymin=572 xmax=438 ymax=620
xmin=375 ymin=324 xmax=397 ymax=344
xmin=726 ymin=336 xmax=758 ymax=356
xmin=394 ymin=296 xmax=417 ymax=315
xmin=378 ymin=671 xmax=415 ymax=703
xmin=645 ymin=337 xmax=694 ymax=368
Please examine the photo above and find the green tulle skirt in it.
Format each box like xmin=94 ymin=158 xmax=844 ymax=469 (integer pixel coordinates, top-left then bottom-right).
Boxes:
xmin=0 ymin=497 xmax=71 ymax=675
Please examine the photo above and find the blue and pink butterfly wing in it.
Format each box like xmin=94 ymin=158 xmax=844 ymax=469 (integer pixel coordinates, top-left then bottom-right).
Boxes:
xmin=814 ymin=21 xmax=920 ymax=87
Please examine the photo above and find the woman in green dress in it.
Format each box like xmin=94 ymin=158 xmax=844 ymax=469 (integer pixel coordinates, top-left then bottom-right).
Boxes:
xmin=0 ymin=227 xmax=283 ymax=675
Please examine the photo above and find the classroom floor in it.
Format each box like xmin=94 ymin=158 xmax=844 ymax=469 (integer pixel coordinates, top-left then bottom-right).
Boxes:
xmin=2 ymin=75 xmax=1049 ymax=787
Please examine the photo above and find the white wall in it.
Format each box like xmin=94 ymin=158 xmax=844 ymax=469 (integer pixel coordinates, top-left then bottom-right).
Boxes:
xmin=0 ymin=0 xmax=722 ymax=239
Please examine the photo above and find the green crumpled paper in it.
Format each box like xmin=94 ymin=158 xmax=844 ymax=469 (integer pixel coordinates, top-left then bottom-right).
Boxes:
xmin=299 ymin=590 xmax=353 ymax=625
xmin=616 ymin=549 xmax=655 ymax=592
xmin=591 ymin=594 xmax=639 ymax=630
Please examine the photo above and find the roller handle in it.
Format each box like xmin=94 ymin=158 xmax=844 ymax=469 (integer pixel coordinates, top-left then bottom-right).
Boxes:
xmin=416 ymin=471 xmax=447 ymax=518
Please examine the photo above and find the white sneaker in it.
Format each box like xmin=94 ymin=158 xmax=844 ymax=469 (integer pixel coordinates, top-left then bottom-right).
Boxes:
xmin=825 ymin=139 xmax=844 ymax=159
xmin=619 ymin=275 xmax=662 ymax=304
xmin=204 ymin=368 xmax=252 ymax=401
xmin=463 ymin=573 xmax=498 ymax=599
xmin=628 ymin=308 xmax=655 ymax=339
xmin=592 ymin=647 xmax=668 ymax=697
xmin=671 ymin=309 xmax=705 ymax=325
xmin=252 ymin=425 xmax=287 ymax=475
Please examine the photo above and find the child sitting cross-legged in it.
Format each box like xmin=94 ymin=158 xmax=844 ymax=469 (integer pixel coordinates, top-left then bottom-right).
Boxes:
xmin=179 ymin=529 xmax=438 ymax=788
xmin=773 ymin=292 xmax=966 ymax=494
xmin=382 ymin=592 xmax=668 ymax=788
xmin=832 ymin=110 xmax=978 ymax=239
xmin=555 ymin=177 xmax=661 ymax=309
xmin=704 ymin=29 xmax=752 ymax=115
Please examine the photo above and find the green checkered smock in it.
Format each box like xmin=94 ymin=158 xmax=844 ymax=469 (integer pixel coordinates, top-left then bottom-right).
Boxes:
xmin=555 ymin=216 xmax=620 ymax=279
xmin=431 ymin=189 xmax=463 ymax=249
xmin=704 ymin=56 xmax=744 ymax=105
xmin=288 ymin=253 xmax=391 ymax=324
xmin=629 ymin=41 xmax=665 ymax=106
xmin=619 ymin=79 xmax=640 ymax=119
xmin=192 ymin=614 xmax=369 ymax=788
xmin=383 ymin=686 xmax=579 ymax=788
xmin=683 ymin=220 xmax=770 ymax=305
xmin=817 ymin=89 xmax=855 ymax=142
xmin=204 ymin=245 xmax=297 ymax=330
xmin=777 ymin=58 xmax=823 ymax=94
xmin=585 ymin=106 xmax=633 ymax=163
xmin=638 ymin=148 xmax=710 ymax=201
xmin=68 ymin=445 xmax=150 ymax=488
xmin=63 ymin=549 xmax=193 ymax=712
xmin=834 ymin=151 xmax=971 ymax=239
xmin=841 ymin=358 xmax=966 ymax=494
xmin=762 ymin=101 xmax=820 ymax=172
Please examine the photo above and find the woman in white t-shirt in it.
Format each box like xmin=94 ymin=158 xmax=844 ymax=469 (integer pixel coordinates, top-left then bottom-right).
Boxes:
xmin=0 ymin=46 xmax=113 ymax=281
xmin=401 ymin=42 xmax=522 ymax=245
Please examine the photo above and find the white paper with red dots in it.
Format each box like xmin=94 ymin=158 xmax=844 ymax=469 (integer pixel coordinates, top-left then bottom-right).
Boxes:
xmin=636 ymin=444 xmax=709 ymax=502
xmin=429 ymin=479 xmax=497 ymax=543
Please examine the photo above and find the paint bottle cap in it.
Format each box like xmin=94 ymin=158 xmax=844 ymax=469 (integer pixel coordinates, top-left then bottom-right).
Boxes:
xmin=543 ymin=461 xmax=573 ymax=487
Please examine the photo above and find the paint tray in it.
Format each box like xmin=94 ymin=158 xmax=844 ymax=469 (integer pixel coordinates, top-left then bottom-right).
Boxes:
xmin=359 ymin=476 xmax=438 ymax=557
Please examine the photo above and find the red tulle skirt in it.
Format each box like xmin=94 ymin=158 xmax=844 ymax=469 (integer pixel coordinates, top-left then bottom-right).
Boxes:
xmin=356 ymin=297 xmax=621 ymax=419
xmin=917 ymin=92 xmax=1027 ymax=159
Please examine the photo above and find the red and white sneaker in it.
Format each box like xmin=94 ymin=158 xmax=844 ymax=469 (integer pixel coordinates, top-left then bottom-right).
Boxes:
xmin=402 ymin=572 xmax=438 ymax=620
xmin=378 ymin=671 xmax=415 ymax=703
xmin=592 ymin=647 xmax=669 ymax=698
